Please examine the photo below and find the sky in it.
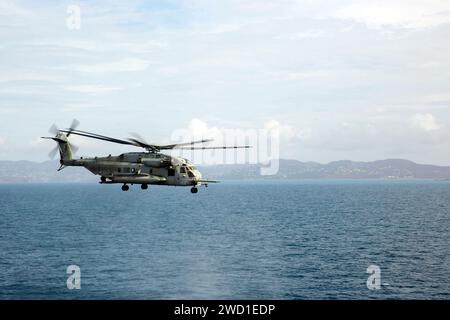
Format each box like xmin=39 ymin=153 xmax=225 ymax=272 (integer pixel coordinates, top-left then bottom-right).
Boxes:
xmin=1 ymin=0 xmax=450 ymax=164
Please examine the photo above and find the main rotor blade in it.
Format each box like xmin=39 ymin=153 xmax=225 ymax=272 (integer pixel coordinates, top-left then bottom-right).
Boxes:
xmin=66 ymin=119 xmax=80 ymax=137
xmin=127 ymin=138 xmax=158 ymax=152
xmin=129 ymin=132 xmax=148 ymax=144
xmin=174 ymin=145 xmax=252 ymax=150
xmin=126 ymin=134 xmax=213 ymax=152
xmin=127 ymin=133 xmax=159 ymax=152
xmin=159 ymin=139 xmax=215 ymax=150
xmin=61 ymin=129 xmax=136 ymax=146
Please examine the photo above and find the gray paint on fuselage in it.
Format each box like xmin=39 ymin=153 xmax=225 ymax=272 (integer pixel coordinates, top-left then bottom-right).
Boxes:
xmin=62 ymin=152 xmax=201 ymax=186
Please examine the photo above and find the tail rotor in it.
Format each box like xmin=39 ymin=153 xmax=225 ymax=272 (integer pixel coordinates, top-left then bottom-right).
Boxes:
xmin=66 ymin=119 xmax=80 ymax=137
xmin=42 ymin=119 xmax=80 ymax=161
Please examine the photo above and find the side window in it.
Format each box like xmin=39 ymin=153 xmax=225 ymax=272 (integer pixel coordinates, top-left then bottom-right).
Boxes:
xmin=180 ymin=167 xmax=186 ymax=174
xmin=118 ymin=168 xmax=121 ymax=173
xmin=168 ymin=168 xmax=175 ymax=176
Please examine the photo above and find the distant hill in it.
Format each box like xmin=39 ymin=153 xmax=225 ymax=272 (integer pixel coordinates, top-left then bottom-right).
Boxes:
xmin=1 ymin=159 xmax=450 ymax=182
xmin=199 ymin=159 xmax=450 ymax=179
xmin=0 ymin=160 xmax=96 ymax=183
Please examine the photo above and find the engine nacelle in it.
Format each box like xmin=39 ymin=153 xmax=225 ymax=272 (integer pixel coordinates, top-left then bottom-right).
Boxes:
xmin=141 ymin=158 xmax=171 ymax=168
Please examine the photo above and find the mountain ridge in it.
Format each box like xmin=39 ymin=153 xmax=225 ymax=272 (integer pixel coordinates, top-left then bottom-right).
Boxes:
xmin=1 ymin=158 xmax=450 ymax=182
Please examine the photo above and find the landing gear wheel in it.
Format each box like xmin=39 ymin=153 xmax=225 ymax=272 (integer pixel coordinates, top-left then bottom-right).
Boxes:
xmin=100 ymin=176 xmax=106 ymax=183
xmin=191 ymin=187 xmax=198 ymax=194
xmin=121 ymin=184 xmax=129 ymax=192
xmin=141 ymin=184 xmax=148 ymax=190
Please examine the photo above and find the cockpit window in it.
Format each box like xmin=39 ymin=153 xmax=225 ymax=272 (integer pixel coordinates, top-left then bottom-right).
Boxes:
xmin=180 ymin=167 xmax=186 ymax=173
xmin=187 ymin=170 xmax=195 ymax=178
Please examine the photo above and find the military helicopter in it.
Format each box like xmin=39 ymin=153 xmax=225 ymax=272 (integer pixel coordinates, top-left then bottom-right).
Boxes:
xmin=42 ymin=120 xmax=250 ymax=193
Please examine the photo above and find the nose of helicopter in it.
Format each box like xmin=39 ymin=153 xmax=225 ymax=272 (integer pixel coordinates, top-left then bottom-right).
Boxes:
xmin=193 ymin=169 xmax=202 ymax=183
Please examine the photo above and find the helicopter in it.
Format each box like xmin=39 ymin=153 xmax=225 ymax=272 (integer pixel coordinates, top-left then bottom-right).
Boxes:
xmin=42 ymin=120 xmax=251 ymax=193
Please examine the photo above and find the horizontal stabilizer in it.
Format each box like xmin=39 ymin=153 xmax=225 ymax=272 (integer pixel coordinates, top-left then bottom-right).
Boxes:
xmin=197 ymin=179 xmax=220 ymax=183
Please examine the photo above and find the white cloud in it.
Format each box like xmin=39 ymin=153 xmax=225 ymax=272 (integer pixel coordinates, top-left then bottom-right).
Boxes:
xmin=63 ymin=85 xmax=122 ymax=94
xmin=420 ymin=94 xmax=450 ymax=104
xmin=278 ymin=70 xmax=330 ymax=81
xmin=204 ymin=23 xmax=242 ymax=34
xmin=62 ymin=103 xmax=102 ymax=112
xmin=0 ymin=86 xmax=54 ymax=96
xmin=276 ymin=30 xmax=326 ymax=40
xmin=264 ymin=120 xmax=311 ymax=142
xmin=0 ymin=0 xmax=35 ymax=19
xmin=413 ymin=113 xmax=441 ymax=131
xmin=185 ymin=118 xmax=223 ymax=141
xmin=45 ymin=39 xmax=166 ymax=54
xmin=332 ymin=0 xmax=450 ymax=29
xmin=62 ymin=58 xmax=151 ymax=73
xmin=0 ymin=71 xmax=62 ymax=83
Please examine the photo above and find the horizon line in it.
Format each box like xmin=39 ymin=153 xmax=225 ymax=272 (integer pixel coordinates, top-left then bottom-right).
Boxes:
xmin=1 ymin=158 xmax=450 ymax=168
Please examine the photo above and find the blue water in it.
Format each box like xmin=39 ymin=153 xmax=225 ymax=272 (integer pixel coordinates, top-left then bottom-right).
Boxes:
xmin=0 ymin=180 xmax=449 ymax=299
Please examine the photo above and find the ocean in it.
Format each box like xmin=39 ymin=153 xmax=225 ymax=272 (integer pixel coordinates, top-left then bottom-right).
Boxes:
xmin=0 ymin=180 xmax=449 ymax=299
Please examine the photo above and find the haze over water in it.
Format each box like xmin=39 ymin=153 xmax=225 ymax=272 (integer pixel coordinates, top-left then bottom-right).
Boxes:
xmin=0 ymin=180 xmax=449 ymax=299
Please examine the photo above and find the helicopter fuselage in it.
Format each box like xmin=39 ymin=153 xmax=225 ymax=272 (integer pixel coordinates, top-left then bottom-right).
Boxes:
xmin=62 ymin=152 xmax=203 ymax=188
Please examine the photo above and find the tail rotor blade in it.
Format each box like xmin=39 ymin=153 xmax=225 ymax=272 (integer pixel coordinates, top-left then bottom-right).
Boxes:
xmin=49 ymin=124 xmax=59 ymax=135
xmin=66 ymin=119 xmax=80 ymax=137
xmin=70 ymin=143 xmax=79 ymax=154
xmin=48 ymin=146 xmax=59 ymax=159
xmin=70 ymin=119 xmax=80 ymax=130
